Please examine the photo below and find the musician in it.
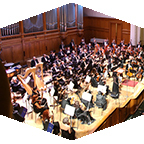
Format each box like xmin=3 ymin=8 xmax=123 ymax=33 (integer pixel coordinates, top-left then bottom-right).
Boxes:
xmin=12 ymin=97 xmax=27 ymax=122
xmin=49 ymin=51 xmax=56 ymax=63
xmin=79 ymin=38 xmax=86 ymax=47
xmin=97 ymin=63 xmax=104 ymax=75
xmin=137 ymin=41 xmax=142 ymax=49
xmin=73 ymin=101 xmax=95 ymax=125
xmin=42 ymin=110 xmax=60 ymax=135
xmin=127 ymin=40 xmax=132 ymax=47
xmin=51 ymin=63 xmax=60 ymax=75
xmin=70 ymin=50 xmax=75 ymax=59
xmin=79 ymin=57 xmax=87 ymax=74
xmin=87 ymin=43 xmax=92 ymax=52
xmin=69 ymin=39 xmax=75 ymax=51
xmin=59 ymin=41 xmax=65 ymax=50
xmin=61 ymin=117 xmax=76 ymax=140
xmin=60 ymin=61 xmax=66 ymax=71
xmin=95 ymin=91 xmax=107 ymax=110
xmin=56 ymin=71 xmax=66 ymax=86
xmin=72 ymin=74 xmax=82 ymax=89
xmin=53 ymin=56 xmax=61 ymax=66
xmin=119 ymin=40 xmax=125 ymax=48
xmin=66 ymin=66 xmax=73 ymax=79
xmin=92 ymin=38 xmax=97 ymax=48
xmin=112 ymin=72 xmax=119 ymax=94
xmin=31 ymin=56 xmax=39 ymax=67
xmin=103 ymin=39 xmax=109 ymax=47
xmin=84 ymin=58 xmax=93 ymax=75
xmin=10 ymin=76 xmax=26 ymax=98
xmin=91 ymin=71 xmax=98 ymax=88
xmin=66 ymin=47 xmax=71 ymax=56
xmin=58 ymin=48 xmax=65 ymax=59
xmin=31 ymin=94 xmax=49 ymax=118
xmin=41 ymin=54 xmax=51 ymax=71
xmin=61 ymin=54 xmax=69 ymax=63
xmin=110 ymin=39 xmax=116 ymax=48
xmin=135 ymin=63 xmax=144 ymax=81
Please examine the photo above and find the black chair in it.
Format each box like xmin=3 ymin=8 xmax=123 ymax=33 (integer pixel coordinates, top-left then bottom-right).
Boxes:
xmin=13 ymin=106 xmax=27 ymax=122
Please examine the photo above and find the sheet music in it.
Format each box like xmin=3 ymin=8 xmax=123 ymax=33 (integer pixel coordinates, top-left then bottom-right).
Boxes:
xmin=85 ymin=75 xmax=91 ymax=83
xmin=117 ymin=69 xmax=124 ymax=73
xmin=104 ymin=70 xmax=108 ymax=78
xmin=68 ymin=81 xmax=74 ymax=91
xmin=98 ymin=85 xmax=106 ymax=94
xmin=24 ymin=76 xmax=31 ymax=83
xmin=82 ymin=92 xmax=92 ymax=102
xmin=50 ymin=86 xmax=55 ymax=96
xmin=64 ymin=104 xmax=75 ymax=117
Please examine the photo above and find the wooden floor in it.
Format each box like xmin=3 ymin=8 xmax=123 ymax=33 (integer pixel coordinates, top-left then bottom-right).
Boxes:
xmin=14 ymin=70 xmax=144 ymax=139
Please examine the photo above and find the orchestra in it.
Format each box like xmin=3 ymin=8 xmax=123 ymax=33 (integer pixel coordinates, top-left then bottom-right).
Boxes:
xmin=8 ymin=37 xmax=144 ymax=139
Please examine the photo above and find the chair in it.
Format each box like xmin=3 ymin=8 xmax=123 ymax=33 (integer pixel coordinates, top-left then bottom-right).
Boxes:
xmin=21 ymin=64 xmax=28 ymax=75
xmin=13 ymin=106 xmax=27 ymax=122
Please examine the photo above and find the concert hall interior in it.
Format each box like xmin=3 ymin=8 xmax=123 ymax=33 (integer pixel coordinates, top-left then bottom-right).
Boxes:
xmin=1 ymin=3 xmax=144 ymax=140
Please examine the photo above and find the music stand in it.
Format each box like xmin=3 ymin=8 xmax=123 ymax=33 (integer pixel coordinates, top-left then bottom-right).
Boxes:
xmin=98 ymin=85 xmax=107 ymax=94
xmin=85 ymin=75 xmax=91 ymax=83
xmin=64 ymin=104 xmax=76 ymax=128
xmin=68 ymin=81 xmax=74 ymax=94
xmin=82 ymin=92 xmax=92 ymax=110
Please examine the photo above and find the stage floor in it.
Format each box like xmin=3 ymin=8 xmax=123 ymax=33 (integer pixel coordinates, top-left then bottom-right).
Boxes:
xmin=15 ymin=71 xmax=144 ymax=138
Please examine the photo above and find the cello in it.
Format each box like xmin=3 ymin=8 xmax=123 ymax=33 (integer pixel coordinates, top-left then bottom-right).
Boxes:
xmin=136 ymin=68 xmax=143 ymax=81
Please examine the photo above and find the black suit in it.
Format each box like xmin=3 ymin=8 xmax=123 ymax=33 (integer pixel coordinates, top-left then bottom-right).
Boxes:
xmin=60 ymin=64 xmax=66 ymax=71
xmin=97 ymin=65 xmax=103 ymax=75
xmin=59 ymin=44 xmax=65 ymax=50
xmin=69 ymin=41 xmax=75 ymax=51
xmin=58 ymin=51 xmax=64 ymax=58
xmin=52 ymin=66 xmax=59 ymax=75
xmin=31 ymin=59 xmax=39 ymax=67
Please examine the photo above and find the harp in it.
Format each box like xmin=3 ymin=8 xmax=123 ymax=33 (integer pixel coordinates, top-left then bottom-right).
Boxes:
xmin=17 ymin=62 xmax=44 ymax=95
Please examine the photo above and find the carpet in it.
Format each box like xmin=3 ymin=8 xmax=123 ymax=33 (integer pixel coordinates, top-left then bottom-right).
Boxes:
xmin=122 ymin=79 xmax=138 ymax=87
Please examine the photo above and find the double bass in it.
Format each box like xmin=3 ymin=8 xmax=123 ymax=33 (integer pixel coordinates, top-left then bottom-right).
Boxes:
xmin=136 ymin=69 xmax=143 ymax=81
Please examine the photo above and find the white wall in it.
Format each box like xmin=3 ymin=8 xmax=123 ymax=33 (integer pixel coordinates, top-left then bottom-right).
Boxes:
xmin=83 ymin=7 xmax=142 ymax=46
xmin=83 ymin=7 xmax=115 ymax=18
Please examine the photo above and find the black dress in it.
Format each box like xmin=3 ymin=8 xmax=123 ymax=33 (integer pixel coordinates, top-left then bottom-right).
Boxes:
xmin=61 ymin=127 xmax=75 ymax=140
xmin=32 ymin=100 xmax=48 ymax=115
xmin=10 ymin=80 xmax=26 ymax=96
xmin=42 ymin=119 xmax=60 ymax=135
xmin=112 ymin=76 xmax=119 ymax=94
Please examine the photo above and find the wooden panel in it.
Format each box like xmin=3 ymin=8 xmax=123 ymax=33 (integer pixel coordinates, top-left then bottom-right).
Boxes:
xmin=2 ymin=46 xmax=13 ymax=63
xmin=110 ymin=23 xmax=116 ymax=42
xmin=84 ymin=17 xmax=130 ymax=45
xmin=12 ymin=44 xmax=23 ymax=62
xmin=117 ymin=23 xmax=122 ymax=44
xmin=24 ymin=43 xmax=30 ymax=60
xmin=29 ymin=42 xmax=35 ymax=58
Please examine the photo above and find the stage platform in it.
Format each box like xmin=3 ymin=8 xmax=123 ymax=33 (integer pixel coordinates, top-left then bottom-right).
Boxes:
xmin=15 ymin=71 xmax=144 ymax=139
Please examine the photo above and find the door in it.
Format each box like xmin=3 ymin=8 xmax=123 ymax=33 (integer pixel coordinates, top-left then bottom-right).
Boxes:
xmin=110 ymin=22 xmax=122 ymax=45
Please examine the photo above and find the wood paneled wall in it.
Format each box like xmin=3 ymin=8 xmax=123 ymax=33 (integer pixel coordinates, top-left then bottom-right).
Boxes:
xmin=96 ymin=90 xmax=144 ymax=132
xmin=83 ymin=17 xmax=130 ymax=45
xmin=0 ymin=28 xmax=83 ymax=64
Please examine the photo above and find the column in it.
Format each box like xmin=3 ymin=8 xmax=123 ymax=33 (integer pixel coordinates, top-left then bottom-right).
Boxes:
xmin=57 ymin=7 xmax=60 ymax=32
xmin=19 ymin=21 xmax=25 ymax=60
xmin=63 ymin=5 xmax=67 ymax=32
xmin=137 ymin=26 xmax=141 ymax=44
xmin=130 ymin=24 xmax=137 ymax=46
xmin=140 ymin=28 xmax=144 ymax=46
xmin=75 ymin=4 xmax=77 ymax=27
xmin=0 ymin=28 xmax=1 ymax=51
xmin=43 ymin=12 xmax=46 ymax=34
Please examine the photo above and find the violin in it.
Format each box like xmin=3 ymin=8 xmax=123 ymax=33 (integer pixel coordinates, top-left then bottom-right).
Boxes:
xmin=136 ymin=69 xmax=143 ymax=81
xmin=103 ymin=67 xmax=107 ymax=73
xmin=127 ymin=67 xmax=133 ymax=77
xmin=96 ymin=75 xmax=100 ymax=82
